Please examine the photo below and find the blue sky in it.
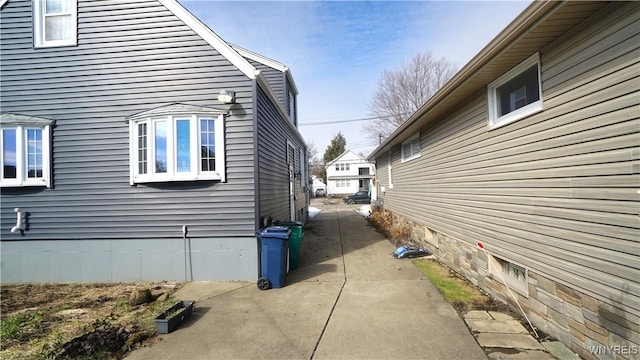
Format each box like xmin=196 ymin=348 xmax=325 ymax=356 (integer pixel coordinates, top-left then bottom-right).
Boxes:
xmin=180 ymin=0 xmax=531 ymax=157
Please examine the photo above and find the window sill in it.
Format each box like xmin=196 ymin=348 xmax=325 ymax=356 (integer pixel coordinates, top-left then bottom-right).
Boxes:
xmin=34 ymin=41 xmax=78 ymax=48
xmin=0 ymin=181 xmax=49 ymax=188
xmin=489 ymin=98 xmax=543 ymax=130
xmin=132 ymin=173 xmax=223 ymax=184
xmin=401 ymin=154 xmax=421 ymax=163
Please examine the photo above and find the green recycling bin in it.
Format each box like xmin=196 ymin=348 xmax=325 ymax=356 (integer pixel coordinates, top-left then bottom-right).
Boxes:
xmin=274 ymin=221 xmax=303 ymax=270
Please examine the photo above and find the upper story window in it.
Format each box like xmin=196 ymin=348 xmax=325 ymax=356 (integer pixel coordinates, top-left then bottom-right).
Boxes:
xmin=127 ymin=104 xmax=226 ymax=184
xmin=33 ymin=0 xmax=78 ymax=48
xmin=0 ymin=114 xmax=54 ymax=188
xmin=334 ymin=163 xmax=349 ymax=171
xmin=401 ymin=134 xmax=420 ymax=162
xmin=487 ymin=53 xmax=542 ymax=129
xmin=288 ymin=89 xmax=296 ymax=125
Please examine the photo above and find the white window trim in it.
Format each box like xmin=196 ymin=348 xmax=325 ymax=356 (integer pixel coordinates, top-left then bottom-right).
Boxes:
xmin=387 ymin=151 xmax=393 ymax=190
xmin=288 ymin=89 xmax=296 ymax=124
xmin=401 ymin=133 xmax=421 ymax=162
xmin=0 ymin=124 xmax=52 ymax=188
xmin=129 ymin=114 xmax=226 ymax=184
xmin=299 ymin=148 xmax=306 ymax=187
xmin=487 ymin=253 xmax=529 ymax=297
xmin=33 ymin=0 xmax=78 ymax=48
xmin=487 ymin=53 xmax=542 ymax=130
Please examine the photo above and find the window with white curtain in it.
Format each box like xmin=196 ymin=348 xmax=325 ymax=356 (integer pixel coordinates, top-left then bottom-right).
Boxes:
xmin=33 ymin=0 xmax=78 ymax=47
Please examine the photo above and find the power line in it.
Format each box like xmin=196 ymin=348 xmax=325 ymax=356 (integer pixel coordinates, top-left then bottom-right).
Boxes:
xmin=299 ymin=112 xmax=412 ymax=126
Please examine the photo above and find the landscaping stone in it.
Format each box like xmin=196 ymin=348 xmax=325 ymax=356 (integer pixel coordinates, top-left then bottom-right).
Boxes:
xmin=488 ymin=350 xmax=555 ymax=360
xmin=542 ymin=341 xmax=581 ymax=360
xmin=489 ymin=311 xmax=516 ymax=321
xmin=466 ymin=319 xmax=529 ymax=334
xmin=465 ymin=310 xmax=493 ymax=320
xmin=129 ymin=288 xmax=152 ymax=306
xmin=476 ymin=333 xmax=545 ymax=350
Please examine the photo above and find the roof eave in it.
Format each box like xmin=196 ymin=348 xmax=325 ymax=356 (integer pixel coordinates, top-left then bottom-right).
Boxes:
xmin=159 ymin=0 xmax=256 ymax=79
xmin=367 ymin=0 xmax=562 ymax=160
xmin=231 ymin=44 xmax=299 ymax=95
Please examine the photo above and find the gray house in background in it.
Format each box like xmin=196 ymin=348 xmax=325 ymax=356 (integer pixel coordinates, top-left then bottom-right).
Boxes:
xmin=0 ymin=0 xmax=307 ymax=283
xmin=368 ymin=1 xmax=638 ymax=359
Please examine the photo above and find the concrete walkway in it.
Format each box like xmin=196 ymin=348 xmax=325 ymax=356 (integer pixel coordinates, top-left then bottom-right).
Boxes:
xmin=126 ymin=202 xmax=487 ymax=359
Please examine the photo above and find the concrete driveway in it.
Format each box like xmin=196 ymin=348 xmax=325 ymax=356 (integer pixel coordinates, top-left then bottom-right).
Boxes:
xmin=125 ymin=200 xmax=486 ymax=359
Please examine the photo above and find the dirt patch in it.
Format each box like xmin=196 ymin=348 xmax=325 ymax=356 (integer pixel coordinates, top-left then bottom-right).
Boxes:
xmin=1 ymin=282 xmax=183 ymax=359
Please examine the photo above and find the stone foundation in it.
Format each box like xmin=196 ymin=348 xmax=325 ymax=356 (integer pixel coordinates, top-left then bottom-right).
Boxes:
xmin=374 ymin=207 xmax=639 ymax=360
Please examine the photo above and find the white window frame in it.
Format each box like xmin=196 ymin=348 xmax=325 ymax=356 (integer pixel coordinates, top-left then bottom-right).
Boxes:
xmin=33 ymin=0 xmax=78 ymax=48
xmin=387 ymin=151 xmax=393 ymax=190
xmin=401 ymin=133 xmax=421 ymax=162
xmin=299 ymin=148 xmax=306 ymax=187
xmin=0 ymin=124 xmax=52 ymax=188
xmin=129 ymin=114 xmax=226 ymax=184
xmin=487 ymin=53 xmax=542 ymax=129
xmin=288 ymin=89 xmax=296 ymax=124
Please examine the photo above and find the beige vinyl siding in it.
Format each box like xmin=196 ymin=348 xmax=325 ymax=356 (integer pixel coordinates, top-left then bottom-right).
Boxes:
xmin=380 ymin=1 xmax=639 ymax=316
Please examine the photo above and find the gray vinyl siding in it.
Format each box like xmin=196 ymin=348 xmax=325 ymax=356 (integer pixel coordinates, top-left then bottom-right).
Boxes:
xmin=376 ymin=1 xmax=639 ymax=316
xmin=256 ymin=85 xmax=306 ymax=223
xmin=0 ymin=0 xmax=257 ymax=240
xmin=248 ymin=59 xmax=286 ymax=108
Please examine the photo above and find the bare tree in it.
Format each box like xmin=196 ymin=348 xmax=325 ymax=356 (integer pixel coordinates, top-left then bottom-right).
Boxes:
xmin=306 ymin=140 xmax=324 ymax=177
xmin=363 ymin=51 xmax=457 ymax=142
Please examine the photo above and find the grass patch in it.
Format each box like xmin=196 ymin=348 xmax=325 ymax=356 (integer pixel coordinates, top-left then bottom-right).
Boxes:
xmin=412 ymin=258 xmax=486 ymax=309
xmin=1 ymin=283 xmax=183 ymax=359
xmin=1 ymin=311 xmax=46 ymax=342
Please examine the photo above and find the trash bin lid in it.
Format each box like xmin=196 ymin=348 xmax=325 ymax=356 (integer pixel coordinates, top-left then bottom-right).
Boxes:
xmin=258 ymin=226 xmax=291 ymax=239
xmin=274 ymin=221 xmax=303 ymax=227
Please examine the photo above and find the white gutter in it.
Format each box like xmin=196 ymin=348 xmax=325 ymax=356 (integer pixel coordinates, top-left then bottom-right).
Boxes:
xmin=367 ymin=0 xmax=558 ymax=160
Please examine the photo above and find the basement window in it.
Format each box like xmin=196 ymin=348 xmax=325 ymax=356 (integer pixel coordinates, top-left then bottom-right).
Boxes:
xmin=487 ymin=53 xmax=542 ymax=129
xmin=487 ymin=254 xmax=529 ymax=297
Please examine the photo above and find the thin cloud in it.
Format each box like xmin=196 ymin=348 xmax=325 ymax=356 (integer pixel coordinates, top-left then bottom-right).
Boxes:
xmin=179 ymin=0 xmax=531 ymax=156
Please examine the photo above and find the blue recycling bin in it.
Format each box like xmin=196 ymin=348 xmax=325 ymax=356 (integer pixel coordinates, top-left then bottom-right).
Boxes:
xmin=257 ymin=226 xmax=290 ymax=289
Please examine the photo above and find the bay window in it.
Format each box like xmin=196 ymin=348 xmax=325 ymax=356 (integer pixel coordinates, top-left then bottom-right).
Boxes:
xmin=127 ymin=105 xmax=226 ymax=184
xmin=0 ymin=114 xmax=54 ymax=187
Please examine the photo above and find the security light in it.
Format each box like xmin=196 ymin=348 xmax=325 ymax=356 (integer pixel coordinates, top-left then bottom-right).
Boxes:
xmin=217 ymin=90 xmax=235 ymax=104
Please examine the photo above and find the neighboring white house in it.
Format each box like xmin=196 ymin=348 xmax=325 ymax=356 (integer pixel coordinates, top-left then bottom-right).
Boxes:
xmin=326 ymin=150 xmax=374 ymax=197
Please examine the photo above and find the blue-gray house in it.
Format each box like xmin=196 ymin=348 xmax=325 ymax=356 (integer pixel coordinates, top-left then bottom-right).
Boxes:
xmin=0 ymin=0 xmax=308 ymax=283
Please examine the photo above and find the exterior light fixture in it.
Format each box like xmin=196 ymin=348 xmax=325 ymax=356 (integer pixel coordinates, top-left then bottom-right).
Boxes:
xmin=217 ymin=90 xmax=235 ymax=104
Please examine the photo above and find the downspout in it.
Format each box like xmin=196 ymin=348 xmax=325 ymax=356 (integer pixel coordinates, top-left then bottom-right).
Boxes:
xmin=252 ymin=72 xmax=261 ymax=277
